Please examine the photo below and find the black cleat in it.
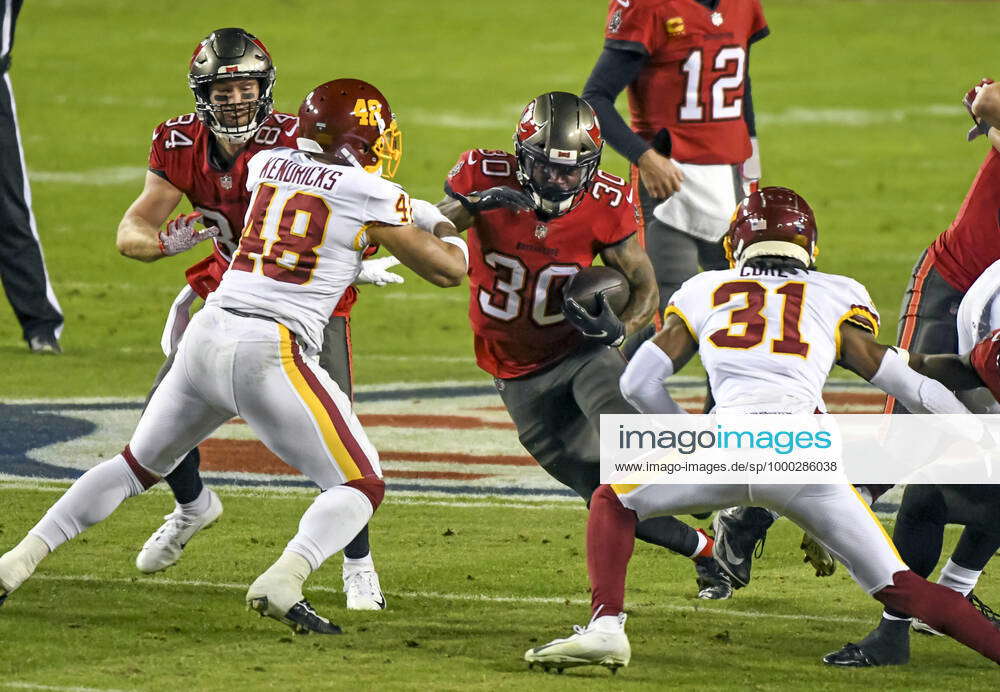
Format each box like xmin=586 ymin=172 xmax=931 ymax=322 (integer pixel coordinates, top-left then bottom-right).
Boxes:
xmin=27 ymin=333 xmax=61 ymax=355
xmin=823 ymin=618 xmax=910 ymax=667
xmin=822 ymin=643 xmax=879 ymax=667
xmin=969 ymin=592 xmax=1000 ymax=629
xmin=694 ymin=557 xmax=732 ymax=600
xmin=711 ymin=507 xmax=773 ymax=588
xmin=248 ymin=596 xmax=342 ymax=635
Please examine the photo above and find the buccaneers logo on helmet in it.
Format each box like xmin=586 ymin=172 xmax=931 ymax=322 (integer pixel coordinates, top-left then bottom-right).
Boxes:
xmin=296 ymin=79 xmax=402 ymax=179
xmin=188 ymin=27 xmax=276 ymax=144
xmin=513 ymin=92 xmax=603 ymax=218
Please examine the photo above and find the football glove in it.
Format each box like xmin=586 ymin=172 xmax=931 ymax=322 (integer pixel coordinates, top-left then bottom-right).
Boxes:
xmin=158 ymin=212 xmax=220 ymax=256
xmin=357 ymin=256 xmax=404 ymax=287
xmin=562 ymin=292 xmax=626 ymax=348
xmin=449 ymin=185 xmax=536 ymax=214
xmin=963 ymin=78 xmax=995 ymax=141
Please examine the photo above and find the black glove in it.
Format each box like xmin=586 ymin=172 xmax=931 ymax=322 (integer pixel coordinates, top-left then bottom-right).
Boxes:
xmin=562 ymin=291 xmax=626 ymax=347
xmin=446 ymin=183 xmax=536 ymax=214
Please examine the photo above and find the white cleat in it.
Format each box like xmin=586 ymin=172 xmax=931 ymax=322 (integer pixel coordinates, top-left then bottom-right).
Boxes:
xmin=344 ymin=569 xmax=386 ymax=610
xmin=525 ymin=613 xmax=630 ymax=674
xmin=135 ymin=490 xmax=223 ymax=573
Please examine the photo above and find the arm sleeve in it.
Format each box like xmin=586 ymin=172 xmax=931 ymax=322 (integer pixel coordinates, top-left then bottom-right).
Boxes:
xmin=870 ymin=348 xmax=972 ymax=414
xmin=619 ymin=341 xmax=687 ymax=414
xmin=581 ymin=47 xmax=652 ymax=164
xmin=363 ymin=180 xmax=410 ymax=227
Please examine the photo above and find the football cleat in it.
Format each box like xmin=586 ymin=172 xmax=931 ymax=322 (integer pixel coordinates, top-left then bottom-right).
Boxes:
xmin=694 ymin=556 xmax=732 ymax=600
xmin=28 ymin=333 xmax=61 ymax=355
xmin=247 ymin=596 xmax=342 ymax=635
xmin=968 ymin=592 xmax=1000 ymax=629
xmin=246 ymin=568 xmax=341 ymax=635
xmin=135 ymin=490 xmax=223 ymax=573
xmin=800 ymin=532 xmax=836 ymax=577
xmin=525 ymin=613 xmax=630 ymax=674
xmin=711 ymin=507 xmax=773 ymax=588
xmin=343 ymin=569 xmax=386 ymax=611
xmin=822 ymin=642 xmax=879 ymax=667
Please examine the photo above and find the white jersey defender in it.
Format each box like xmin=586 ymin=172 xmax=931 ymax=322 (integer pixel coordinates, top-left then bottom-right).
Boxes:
xmin=211 ymin=146 xmax=411 ymax=354
xmin=667 ymin=266 xmax=879 ymax=413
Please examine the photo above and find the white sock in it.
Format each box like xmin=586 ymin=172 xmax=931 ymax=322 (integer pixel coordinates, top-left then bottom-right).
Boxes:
xmin=937 ymin=558 xmax=981 ymax=597
xmin=286 ymin=485 xmax=374 ymax=571
xmin=30 ymin=455 xmax=147 ymax=551
xmin=178 ymin=487 xmax=211 ymax=520
xmin=343 ymin=553 xmax=375 ymax=573
xmin=881 ymin=611 xmax=911 ymax=622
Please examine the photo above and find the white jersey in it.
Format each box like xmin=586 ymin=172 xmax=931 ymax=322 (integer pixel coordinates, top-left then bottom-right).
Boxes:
xmin=957 ymin=258 xmax=1000 ymax=354
xmin=667 ymin=265 xmax=879 ymax=413
xmin=956 ymin=259 xmax=1000 ymax=413
xmin=208 ymin=147 xmax=410 ymax=353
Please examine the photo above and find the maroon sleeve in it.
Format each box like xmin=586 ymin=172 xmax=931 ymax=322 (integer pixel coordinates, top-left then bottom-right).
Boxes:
xmin=749 ymin=0 xmax=769 ymax=42
xmin=148 ymin=124 xmax=168 ymax=175
xmin=970 ymin=330 xmax=1000 ymax=401
xmin=445 ymin=150 xmax=482 ymax=197
xmin=594 ymin=174 xmax=641 ymax=246
xmin=605 ymin=0 xmax=660 ymax=55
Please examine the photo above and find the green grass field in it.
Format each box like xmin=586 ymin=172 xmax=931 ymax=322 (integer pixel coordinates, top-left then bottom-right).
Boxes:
xmin=3 ymin=1 xmax=1000 ymax=689
xmin=1 ymin=485 xmax=998 ymax=691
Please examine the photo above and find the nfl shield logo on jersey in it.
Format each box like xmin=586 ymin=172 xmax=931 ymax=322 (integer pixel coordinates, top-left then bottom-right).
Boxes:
xmin=220 ymin=174 xmax=233 ymax=190
xmin=711 ymin=11 xmax=724 ymax=25
xmin=534 ymin=224 xmax=548 ymax=240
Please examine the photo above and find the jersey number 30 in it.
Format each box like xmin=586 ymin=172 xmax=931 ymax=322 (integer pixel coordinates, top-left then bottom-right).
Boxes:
xmin=709 ymin=280 xmax=809 ymax=357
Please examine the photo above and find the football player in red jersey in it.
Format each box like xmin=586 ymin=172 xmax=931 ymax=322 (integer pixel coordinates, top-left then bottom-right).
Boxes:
xmin=820 ymin=79 xmax=1000 ymax=667
xmin=114 ymin=28 xmax=396 ymax=610
xmin=427 ymin=91 xmax=732 ymax=598
xmin=582 ymin=0 xmax=769 ymax=316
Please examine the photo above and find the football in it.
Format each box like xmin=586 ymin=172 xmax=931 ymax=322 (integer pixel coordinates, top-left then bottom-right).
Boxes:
xmin=563 ymin=266 xmax=630 ymax=316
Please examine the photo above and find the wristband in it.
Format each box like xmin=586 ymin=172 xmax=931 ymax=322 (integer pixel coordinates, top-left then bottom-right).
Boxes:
xmin=441 ymin=235 xmax=469 ymax=267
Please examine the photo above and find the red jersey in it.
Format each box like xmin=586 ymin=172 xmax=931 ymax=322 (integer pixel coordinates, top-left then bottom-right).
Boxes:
xmin=604 ymin=0 xmax=768 ymax=164
xmin=148 ymin=111 xmax=359 ymax=314
xmin=927 ymin=149 xmax=1000 ymax=292
xmin=447 ymin=149 xmax=641 ymax=378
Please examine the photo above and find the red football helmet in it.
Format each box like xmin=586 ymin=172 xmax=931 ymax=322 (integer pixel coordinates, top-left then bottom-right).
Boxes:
xmin=296 ymin=79 xmax=402 ymax=178
xmin=970 ymin=329 xmax=1000 ymax=402
xmin=725 ymin=186 xmax=819 ymax=269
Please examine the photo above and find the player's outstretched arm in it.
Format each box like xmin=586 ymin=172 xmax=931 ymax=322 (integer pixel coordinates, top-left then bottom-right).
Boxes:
xmin=619 ymin=314 xmax=697 ymax=413
xmin=433 ymin=196 xmax=473 ymax=233
xmin=116 ymin=172 xmax=185 ymax=262
xmin=365 ymin=223 xmax=467 ymax=288
xmin=600 ymin=236 xmax=658 ymax=337
xmin=837 ymin=323 xmax=972 ymax=414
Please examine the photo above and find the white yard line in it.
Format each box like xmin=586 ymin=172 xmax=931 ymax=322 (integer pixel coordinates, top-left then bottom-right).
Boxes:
xmin=30 ymin=573 xmax=869 ymax=625
xmin=3 ymin=684 xmax=131 ymax=692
